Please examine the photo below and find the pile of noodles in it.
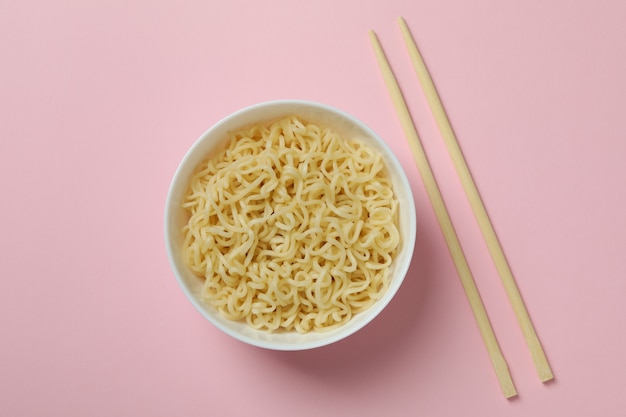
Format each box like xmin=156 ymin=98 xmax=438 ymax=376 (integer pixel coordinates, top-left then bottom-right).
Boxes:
xmin=182 ymin=116 xmax=399 ymax=333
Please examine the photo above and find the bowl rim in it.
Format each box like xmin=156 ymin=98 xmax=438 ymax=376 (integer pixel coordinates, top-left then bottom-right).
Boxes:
xmin=164 ymin=99 xmax=416 ymax=350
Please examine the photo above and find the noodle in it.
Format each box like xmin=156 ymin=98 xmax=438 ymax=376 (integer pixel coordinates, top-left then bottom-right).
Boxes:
xmin=182 ymin=116 xmax=400 ymax=333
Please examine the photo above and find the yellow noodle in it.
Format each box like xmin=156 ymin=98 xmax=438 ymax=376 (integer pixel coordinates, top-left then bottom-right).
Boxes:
xmin=182 ymin=115 xmax=399 ymax=333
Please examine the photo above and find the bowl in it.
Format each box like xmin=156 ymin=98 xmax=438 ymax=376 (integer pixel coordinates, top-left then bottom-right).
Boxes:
xmin=164 ymin=100 xmax=416 ymax=350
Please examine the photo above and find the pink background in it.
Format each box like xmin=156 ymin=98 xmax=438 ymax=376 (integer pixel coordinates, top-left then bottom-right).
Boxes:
xmin=2 ymin=0 xmax=625 ymax=416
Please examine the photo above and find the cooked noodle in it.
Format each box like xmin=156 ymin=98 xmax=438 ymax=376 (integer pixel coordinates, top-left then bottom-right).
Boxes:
xmin=182 ymin=116 xmax=399 ymax=333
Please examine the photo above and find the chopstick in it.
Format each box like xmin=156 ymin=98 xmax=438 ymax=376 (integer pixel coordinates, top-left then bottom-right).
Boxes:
xmin=369 ymin=30 xmax=517 ymax=399
xmin=397 ymin=16 xmax=553 ymax=383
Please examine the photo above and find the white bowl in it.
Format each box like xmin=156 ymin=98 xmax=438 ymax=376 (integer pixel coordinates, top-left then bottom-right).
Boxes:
xmin=164 ymin=100 xmax=416 ymax=350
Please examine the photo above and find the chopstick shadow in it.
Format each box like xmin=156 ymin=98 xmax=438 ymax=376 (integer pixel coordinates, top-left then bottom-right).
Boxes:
xmin=254 ymin=214 xmax=439 ymax=385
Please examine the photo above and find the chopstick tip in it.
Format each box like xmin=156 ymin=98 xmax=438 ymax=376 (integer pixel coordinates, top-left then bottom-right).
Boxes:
xmin=368 ymin=30 xmax=379 ymax=43
xmin=505 ymin=390 xmax=518 ymax=400
xmin=540 ymin=369 xmax=555 ymax=383
xmin=398 ymin=16 xmax=410 ymax=33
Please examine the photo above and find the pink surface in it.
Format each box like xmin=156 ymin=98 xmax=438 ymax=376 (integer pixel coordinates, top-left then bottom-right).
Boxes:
xmin=1 ymin=1 xmax=625 ymax=415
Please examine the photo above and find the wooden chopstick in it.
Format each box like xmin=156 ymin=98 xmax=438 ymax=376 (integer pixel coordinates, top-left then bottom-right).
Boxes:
xmin=397 ymin=16 xmax=554 ymax=383
xmin=369 ymin=30 xmax=517 ymax=399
